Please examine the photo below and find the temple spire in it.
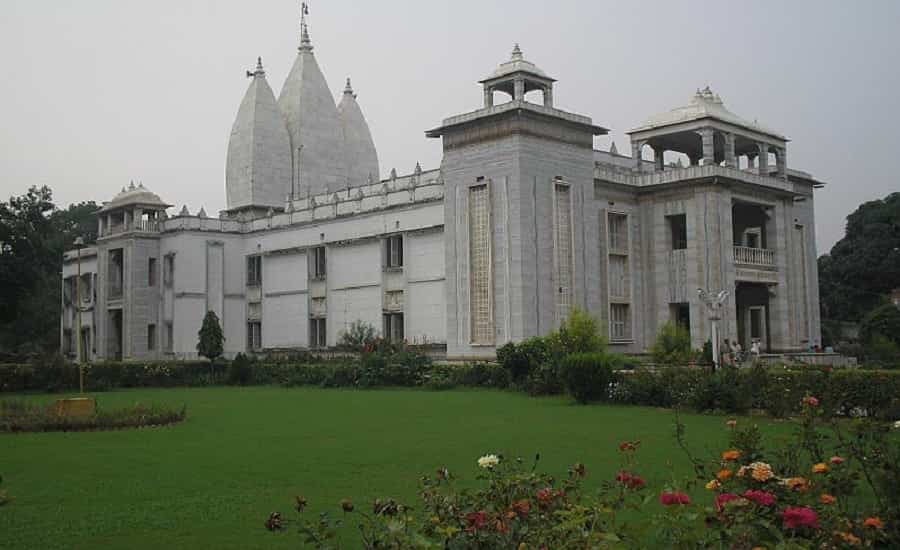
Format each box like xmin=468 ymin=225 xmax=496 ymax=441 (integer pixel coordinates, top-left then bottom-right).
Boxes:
xmin=511 ymin=43 xmax=523 ymax=61
xmin=344 ymin=77 xmax=354 ymax=95
xmin=299 ymin=2 xmax=313 ymax=51
xmin=246 ymin=57 xmax=265 ymax=79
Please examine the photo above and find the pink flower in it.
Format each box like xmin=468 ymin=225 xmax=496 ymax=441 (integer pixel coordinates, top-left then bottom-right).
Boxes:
xmin=802 ymin=396 xmax=820 ymax=408
xmin=660 ymin=492 xmax=691 ymax=506
xmin=615 ymin=471 xmax=646 ymax=490
xmin=782 ymin=506 xmax=820 ymax=530
xmin=715 ymin=493 xmax=741 ymax=511
xmin=830 ymin=456 xmax=845 ymax=465
xmin=742 ymin=490 xmax=776 ymax=507
xmin=465 ymin=511 xmax=488 ymax=533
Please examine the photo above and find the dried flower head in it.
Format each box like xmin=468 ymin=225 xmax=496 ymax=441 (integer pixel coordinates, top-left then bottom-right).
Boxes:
xmin=294 ymin=496 xmax=307 ymax=513
xmin=340 ymin=498 xmax=354 ymax=513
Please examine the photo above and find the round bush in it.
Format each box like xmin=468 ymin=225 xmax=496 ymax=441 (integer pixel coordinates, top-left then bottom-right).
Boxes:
xmin=560 ymin=352 xmax=621 ymax=404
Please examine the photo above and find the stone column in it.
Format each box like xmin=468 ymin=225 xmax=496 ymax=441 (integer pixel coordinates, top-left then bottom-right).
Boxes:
xmin=483 ymin=85 xmax=493 ymax=108
xmin=746 ymin=152 xmax=757 ymax=171
xmin=631 ymin=140 xmax=646 ymax=172
xmin=776 ymin=147 xmax=787 ymax=178
xmin=513 ymin=78 xmax=525 ymax=101
xmin=652 ymin=145 xmax=665 ymax=172
xmin=699 ymin=128 xmax=715 ymax=165
xmin=757 ymin=143 xmax=769 ymax=175
xmin=544 ymin=85 xmax=553 ymax=107
xmin=97 ymin=216 xmax=104 ymax=238
xmin=723 ymin=133 xmax=736 ymax=167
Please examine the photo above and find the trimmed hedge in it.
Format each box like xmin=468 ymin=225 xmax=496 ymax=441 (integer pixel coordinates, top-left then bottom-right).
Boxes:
xmin=559 ymin=352 xmax=620 ymax=404
xmin=612 ymin=366 xmax=900 ymax=419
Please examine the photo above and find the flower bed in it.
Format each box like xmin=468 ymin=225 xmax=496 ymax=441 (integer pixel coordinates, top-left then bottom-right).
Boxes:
xmin=0 ymin=399 xmax=186 ymax=433
xmin=266 ymin=396 xmax=900 ymax=548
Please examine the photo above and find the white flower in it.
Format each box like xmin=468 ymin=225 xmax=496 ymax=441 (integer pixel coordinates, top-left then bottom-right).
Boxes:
xmin=477 ymin=454 xmax=500 ymax=469
xmin=894 ymin=420 xmax=900 ymax=430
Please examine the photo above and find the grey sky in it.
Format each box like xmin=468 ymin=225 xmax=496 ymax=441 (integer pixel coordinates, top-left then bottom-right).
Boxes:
xmin=2 ymin=1 xmax=898 ymax=254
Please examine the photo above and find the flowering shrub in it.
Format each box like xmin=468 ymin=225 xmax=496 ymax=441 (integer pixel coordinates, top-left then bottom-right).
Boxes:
xmin=0 ymin=399 xmax=186 ymax=433
xmin=268 ymin=396 xmax=899 ymax=548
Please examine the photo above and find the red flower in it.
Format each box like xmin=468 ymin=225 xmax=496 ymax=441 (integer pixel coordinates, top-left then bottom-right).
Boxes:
xmin=660 ymin=492 xmax=691 ymax=506
xmin=829 ymin=456 xmax=845 ymax=465
xmin=618 ymin=440 xmax=641 ymax=452
xmin=465 ymin=511 xmax=488 ymax=533
xmin=715 ymin=493 xmax=741 ymax=511
xmin=802 ymin=396 xmax=820 ymax=408
xmin=615 ymin=470 xmax=646 ymax=490
xmin=782 ymin=506 xmax=820 ymax=530
xmin=742 ymin=490 xmax=776 ymax=507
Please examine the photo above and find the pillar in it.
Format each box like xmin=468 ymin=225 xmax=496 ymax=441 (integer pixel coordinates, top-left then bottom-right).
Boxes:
xmin=723 ymin=133 xmax=736 ymax=167
xmin=757 ymin=143 xmax=769 ymax=175
xmin=652 ymin=145 xmax=665 ymax=172
xmin=698 ymin=128 xmax=715 ymax=165
xmin=631 ymin=140 xmax=646 ymax=172
xmin=776 ymin=147 xmax=787 ymax=178
xmin=543 ymin=85 xmax=553 ymax=107
xmin=513 ymin=78 xmax=525 ymax=101
xmin=483 ymin=85 xmax=493 ymax=108
xmin=747 ymin=152 xmax=757 ymax=171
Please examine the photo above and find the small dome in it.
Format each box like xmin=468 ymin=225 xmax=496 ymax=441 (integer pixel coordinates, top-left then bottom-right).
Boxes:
xmin=100 ymin=182 xmax=171 ymax=212
xmin=483 ymin=44 xmax=551 ymax=81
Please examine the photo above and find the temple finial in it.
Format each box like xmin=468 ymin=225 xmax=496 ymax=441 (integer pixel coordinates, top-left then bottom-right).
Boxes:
xmin=299 ymin=2 xmax=313 ymax=51
xmin=511 ymin=43 xmax=523 ymax=61
xmin=247 ymin=57 xmax=265 ymax=78
xmin=344 ymin=77 xmax=353 ymax=95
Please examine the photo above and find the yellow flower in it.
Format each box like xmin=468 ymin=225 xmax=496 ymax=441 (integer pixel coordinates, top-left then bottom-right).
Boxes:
xmin=820 ymin=494 xmax=837 ymax=505
xmin=705 ymin=479 xmax=721 ymax=490
xmin=722 ymin=449 xmax=741 ymax=462
xmin=783 ymin=477 xmax=809 ymax=493
xmin=717 ymin=469 xmax=733 ymax=481
xmin=812 ymin=463 xmax=830 ymax=474
xmin=750 ymin=462 xmax=774 ymax=482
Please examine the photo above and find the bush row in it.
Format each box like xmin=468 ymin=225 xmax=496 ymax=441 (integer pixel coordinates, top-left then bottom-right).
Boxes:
xmin=0 ymin=400 xmax=186 ymax=433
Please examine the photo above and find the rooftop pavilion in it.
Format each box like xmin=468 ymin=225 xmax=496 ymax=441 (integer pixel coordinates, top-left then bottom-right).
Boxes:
xmin=627 ymin=87 xmax=788 ymax=179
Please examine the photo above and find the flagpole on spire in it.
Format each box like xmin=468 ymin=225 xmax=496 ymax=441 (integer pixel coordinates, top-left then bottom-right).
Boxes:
xmin=299 ymin=1 xmax=312 ymax=51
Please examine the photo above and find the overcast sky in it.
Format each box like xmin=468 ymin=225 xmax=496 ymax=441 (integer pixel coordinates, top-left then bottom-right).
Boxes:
xmin=2 ymin=0 xmax=898 ymax=253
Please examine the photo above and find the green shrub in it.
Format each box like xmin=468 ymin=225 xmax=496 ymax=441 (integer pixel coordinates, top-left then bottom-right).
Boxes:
xmin=336 ymin=320 xmax=377 ymax=350
xmin=559 ymin=352 xmax=620 ymax=404
xmin=860 ymin=303 xmax=900 ymax=346
xmin=555 ymin=307 xmax=607 ymax=355
xmin=496 ymin=337 xmax=550 ymax=383
xmin=228 ymin=353 xmax=253 ymax=386
xmin=688 ymin=366 xmax=753 ymax=414
xmin=0 ymin=399 xmax=186 ymax=433
xmin=650 ymin=322 xmax=694 ymax=366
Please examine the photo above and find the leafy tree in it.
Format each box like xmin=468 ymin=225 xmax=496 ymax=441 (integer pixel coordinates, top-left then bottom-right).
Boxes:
xmin=197 ymin=310 xmax=225 ymax=362
xmin=651 ymin=322 xmax=694 ymax=366
xmin=337 ymin=320 xmax=377 ymax=350
xmin=0 ymin=186 xmax=99 ymax=353
xmin=860 ymin=303 xmax=900 ymax=346
xmin=818 ymin=192 xmax=900 ymax=321
xmin=555 ymin=307 xmax=607 ymax=355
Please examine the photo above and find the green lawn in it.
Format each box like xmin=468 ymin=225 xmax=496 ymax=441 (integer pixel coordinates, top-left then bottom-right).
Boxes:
xmin=1 ymin=387 xmax=793 ymax=549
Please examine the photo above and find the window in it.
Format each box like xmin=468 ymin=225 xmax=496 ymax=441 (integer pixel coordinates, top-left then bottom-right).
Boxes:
xmin=163 ymin=255 xmax=174 ymax=287
xmin=608 ymin=213 xmax=628 ymax=253
xmin=608 ymin=255 xmax=630 ymax=299
xmin=165 ymin=322 xmax=174 ymax=352
xmin=383 ymin=313 xmax=404 ymax=342
xmin=309 ymin=318 xmax=327 ymax=348
xmin=81 ymin=274 xmax=92 ymax=303
xmin=554 ymin=183 xmax=573 ymax=325
xmin=610 ymin=304 xmax=631 ymax=341
xmin=246 ymin=256 xmax=262 ymax=286
xmin=668 ymin=214 xmax=687 ymax=250
xmin=312 ymin=247 xmax=327 ymax=279
xmin=63 ymin=329 xmax=73 ymax=355
xmin=147 ymin=324 xmax=156 ymax=351
xmin=386 ymin=235 xmax=403 ymax=268
xmin=148 ymin=258 xmax=157 ymax=287
xmin=672 ymin=303 xmax=691 ymax=337
xmin=247 ymin=321 xmax=262 ymax=351
xmin=468 ymin=184 xmax=493 ymax=344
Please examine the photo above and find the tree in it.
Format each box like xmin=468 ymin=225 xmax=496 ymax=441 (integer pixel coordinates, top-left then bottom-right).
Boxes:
xmin=0 ymin=186 xmax=99 ymax=354
xmin=337 ymin=320 xmax=377 ymax=350
xmin=818 ymin=192 xmax=900 ymax=322
xmin=860 ymin=304 xmax=900 ymax=346
xmin=197 ymin=310 xmax=225 ymax=362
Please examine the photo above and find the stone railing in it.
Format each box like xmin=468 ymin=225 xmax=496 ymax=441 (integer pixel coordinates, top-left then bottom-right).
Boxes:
xmin=102 ymin=220 xmax=160 ymax=237
xmin=733 ymin=246 xmax=775 ymax=267
xmin=594 ymin=164 xmax=793 ymax=193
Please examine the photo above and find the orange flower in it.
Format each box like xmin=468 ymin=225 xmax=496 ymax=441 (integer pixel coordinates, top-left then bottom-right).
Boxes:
xmin=784 ymin=477 xmax=809 ymax=493
xmin=812 ymin=463 xmax=830 ymax=474
xmin=717 ymin=469 xmax=733 ymax=481
xmin=835 ymin=531 xmax=861 ymax=546
xmin=722 ymin=449 xmax=741 ymax=461
xmin=750 ymin=462 xmax=774 ymax=482
xmin=820 ymin=494 xmax=837 ymax=505
xmin=751 ymin=547 xmax=766 ymax=550
xmin=863 ymin=517 xmax=884 ymax=529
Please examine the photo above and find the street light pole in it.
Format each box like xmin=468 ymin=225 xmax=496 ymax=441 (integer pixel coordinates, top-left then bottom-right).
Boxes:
xmin=698 ymin=288 xmax=729 ymax=371
xmin=74 ymin=237 xmax=85 ymax=394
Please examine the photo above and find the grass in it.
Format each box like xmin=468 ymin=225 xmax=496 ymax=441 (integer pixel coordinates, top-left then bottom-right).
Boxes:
xmin=0 ymin=387 xmax=794 ymax=549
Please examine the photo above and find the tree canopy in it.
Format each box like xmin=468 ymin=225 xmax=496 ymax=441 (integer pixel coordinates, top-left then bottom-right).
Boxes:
xmin=197 ymin=310 xmax=225 ymax=362
xmin=818 ymin=192 xmax=900 ymax=322
xmin=0 ymin=186 xmax=99 ymax=354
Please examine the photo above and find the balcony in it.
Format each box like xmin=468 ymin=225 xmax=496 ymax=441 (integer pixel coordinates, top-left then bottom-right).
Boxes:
xmin=101 ymin=219 xmax=160 ymax=237
xmin=733 ymin=246 xmax=775 ymax=267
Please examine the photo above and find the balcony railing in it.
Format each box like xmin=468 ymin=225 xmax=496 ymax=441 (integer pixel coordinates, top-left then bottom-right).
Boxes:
xmin=102 ymin=220 xmax=160 ymax=237
xmin=733 ymin=246 xmax=775 ymax=267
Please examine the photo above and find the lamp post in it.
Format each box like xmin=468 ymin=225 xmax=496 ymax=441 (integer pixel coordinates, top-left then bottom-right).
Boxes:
xmin=698 ymin=288 xmax=729 ymax=371
xmin=73 ymin=236 xmax=85 ymax=393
